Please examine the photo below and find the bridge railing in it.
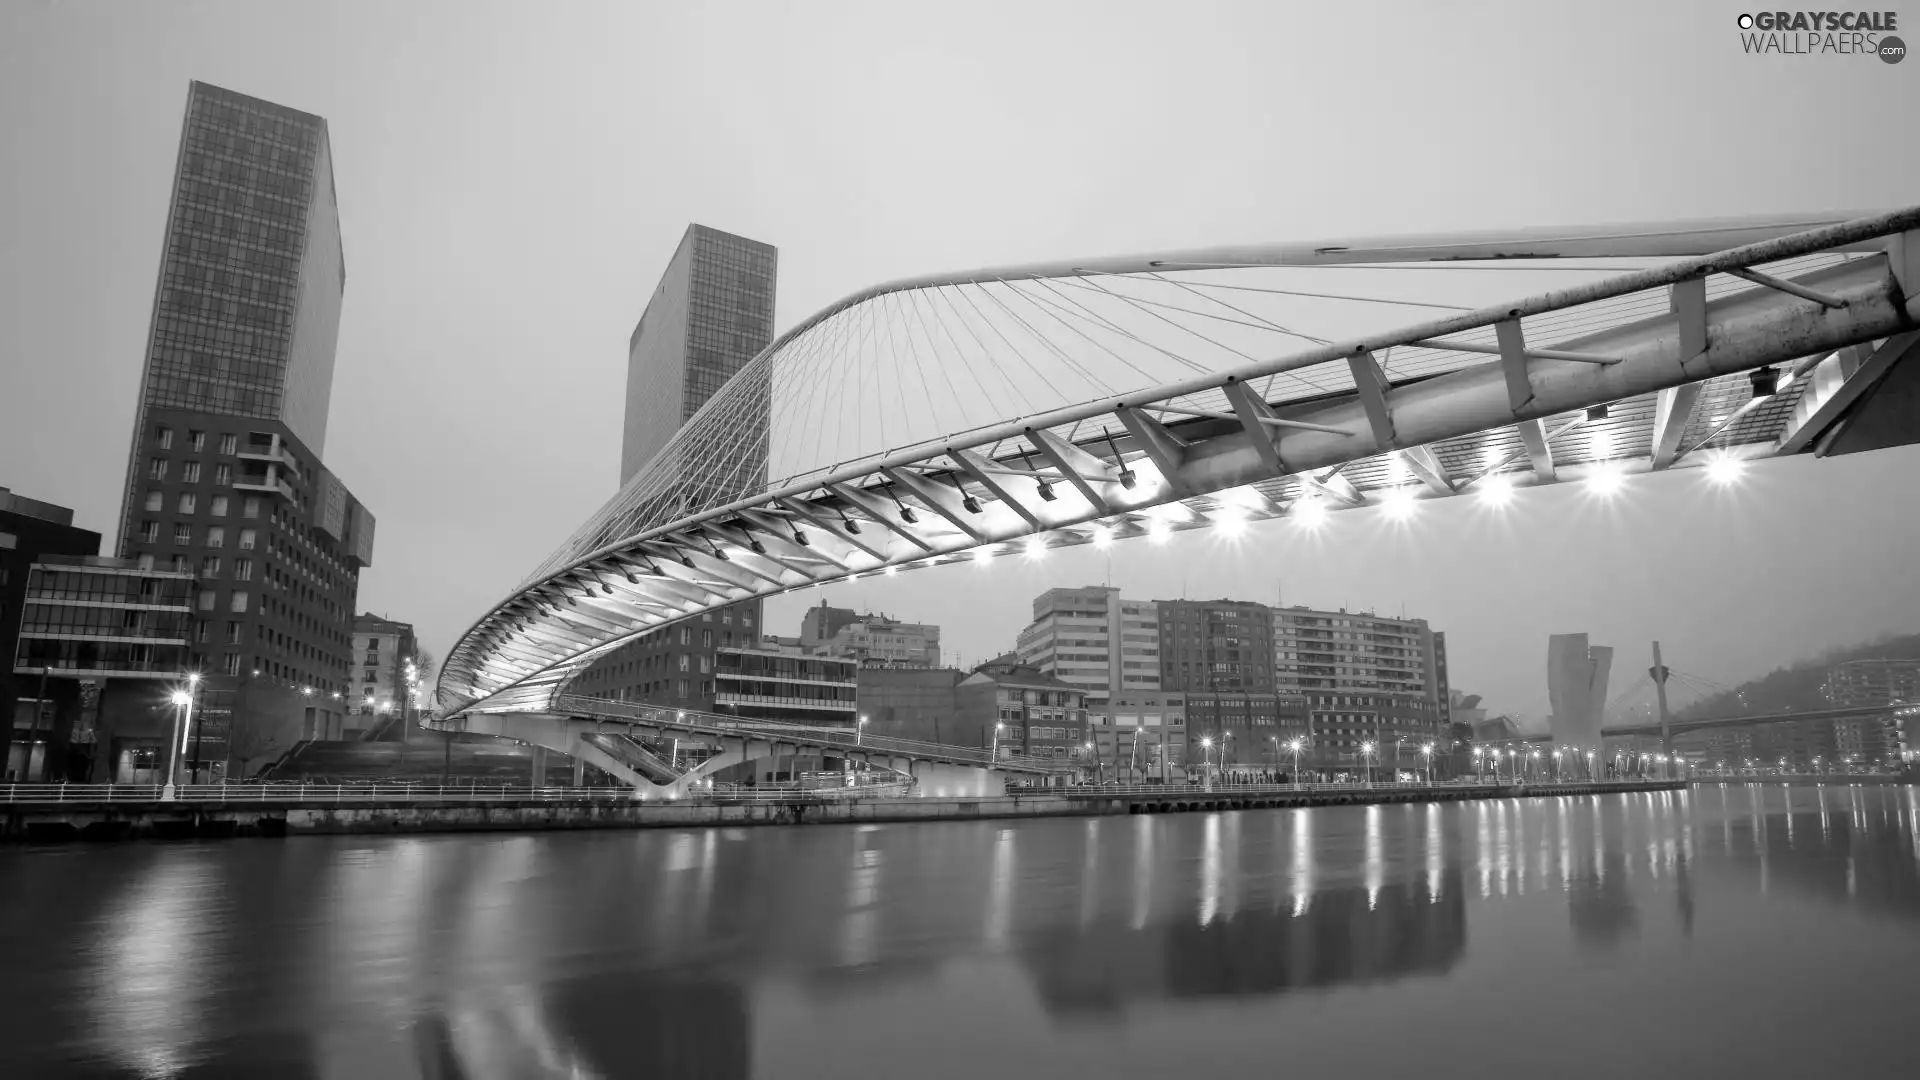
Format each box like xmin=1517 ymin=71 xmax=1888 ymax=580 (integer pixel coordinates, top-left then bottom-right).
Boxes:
xmin=1062 ymin=778 xmax=1681 ymax=796
xmin=547 ymin=694 xmax=1078 ymax=772
xmin=1 ymin=780 xmax=921 ymax=805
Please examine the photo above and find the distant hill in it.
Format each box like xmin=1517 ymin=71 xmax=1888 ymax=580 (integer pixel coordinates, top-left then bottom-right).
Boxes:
xmin=1675 ymin=631 xmax=1920 ymax=720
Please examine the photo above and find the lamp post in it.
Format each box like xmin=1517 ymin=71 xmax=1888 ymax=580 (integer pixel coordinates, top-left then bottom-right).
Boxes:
xmin=182 ymin=673 xmax=204 ymax=784
xmin=1421 ymin=743 xmax=1435 ymax=786
xmin=1287 ymin=738 xmax=1304 ymax=788
xmin=1200 ymin=736 xmax=1213 ymax=789
xmin=991 ymin=721 xmax=1004 ymax=761
xmin=856 ymin=714 xmax=868 ymax=747
xmin=1085 ymin=741 xmax=1099 ymax=784
xmin=1360 ymin=740 xmax=1376 ymax=787
xmin=1529 ymin=748 xmax=1541 ymax=783
xmin=162 ymin=684 xmax=194 ymax=801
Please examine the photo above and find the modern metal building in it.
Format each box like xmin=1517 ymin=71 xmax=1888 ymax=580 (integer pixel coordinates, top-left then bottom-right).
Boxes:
xmin=114 ymin=82 xmax=374 ymax=770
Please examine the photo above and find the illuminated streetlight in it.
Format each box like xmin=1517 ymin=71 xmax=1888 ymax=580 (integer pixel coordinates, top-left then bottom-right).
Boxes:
xmin=1421 ymin=742 xmax=1435 ymax=786
xmin=857 ymin=715 xmax=868 ymax=746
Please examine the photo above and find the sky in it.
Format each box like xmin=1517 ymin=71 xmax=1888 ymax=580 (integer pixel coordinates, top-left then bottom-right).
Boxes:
xmin=2 ymin=0 xmax=1917 ymax=720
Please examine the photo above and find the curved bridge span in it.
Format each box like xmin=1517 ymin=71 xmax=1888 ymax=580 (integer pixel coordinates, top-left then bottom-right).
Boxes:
xmin=438 ymin=208 xmax=1920 ymax=719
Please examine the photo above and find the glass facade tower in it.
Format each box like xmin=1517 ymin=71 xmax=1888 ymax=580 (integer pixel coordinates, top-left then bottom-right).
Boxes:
xmin=112 ymin=82 xmax=372 ymax=773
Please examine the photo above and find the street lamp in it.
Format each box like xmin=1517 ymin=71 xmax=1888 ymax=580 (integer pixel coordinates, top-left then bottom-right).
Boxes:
xmin=857 ymin=714 xmax=868 ymax=746
xmin=180 ymin=673 xmax=205 ymax=785
xmin=991 ymin=721 xmax=1005 ymax=761
xmin=1529 ymin=748 xmax=1541 ymax=783
xmin=162 ymin=683 xmax=196 ymax=801
xmin=1200 ymin=736 xmax=1213 ymax=788
xmin=1287 ymin=738 xmax=1304 ymax=788
xmin=1360 ymin=740 xmax=1376 ymax=787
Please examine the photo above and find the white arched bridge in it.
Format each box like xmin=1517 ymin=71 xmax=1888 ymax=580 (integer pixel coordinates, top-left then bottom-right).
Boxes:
xmin=435 ymin=207 xmax=1920 ymax=793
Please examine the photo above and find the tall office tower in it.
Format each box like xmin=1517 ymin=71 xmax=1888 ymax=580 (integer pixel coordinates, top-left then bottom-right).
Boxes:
xmin=620 ymin=225 xmax=778 ymax=487
xmin=115 ymin=82 xmax=373 ymax=772
xmin=575 ymin=226 xmax=777 ymax=713
xmin=1015 ymin=586 xmax=1161 ymax=703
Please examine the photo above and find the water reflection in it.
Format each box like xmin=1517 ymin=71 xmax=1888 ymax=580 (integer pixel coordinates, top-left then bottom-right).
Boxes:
xmin=3 ymin=786 xmax=1918 ymax=1078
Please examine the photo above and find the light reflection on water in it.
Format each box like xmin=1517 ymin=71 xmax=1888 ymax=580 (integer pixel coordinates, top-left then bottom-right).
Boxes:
xmin=3 ymin=785 xmax=1919 ymax=1079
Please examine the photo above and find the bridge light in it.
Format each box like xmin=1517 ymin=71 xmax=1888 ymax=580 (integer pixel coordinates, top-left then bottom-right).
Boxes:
xmin=1147 ymin=519 xmax=1171 ymax=544
xmin=1025 ymin=535 xmax=1047 ymax=559
xmin=1292 ymin=499 xmax=1328 ymax=529
xmin=1585 ymin=463 xmax=1624 ymax=497
xmin=1036 ymin=477 xmax=1056 ymax=502
xmin=1214 ymin=507 xmax=1245 ymax=537
xmin=1704 ymin=455 xmax=1745 ymax=486
xmin=791 ymin=526 xmax=810 ymax=547
xmin=1586 ymin=403 xmax=1610 ymax=420
xmin=1090 ymin=524 xmax=1113 ymax=549
xmin=973 ymin=547 xmax=993 ymax=565
xmin=1749 ymin=366 xmax=1780 ymax=397
xmin=1478 ymin=476 xmax=1514 ymax=507
xmin=1118 ymin=468 xmax=1137 ymax=490
xmin=1379 ymin=487 xmax=1417 ymax=521
xmin=884 ymin=565 xmax=898 ymax=576
xmin=961 ymin=494 xmax=983 ymax=514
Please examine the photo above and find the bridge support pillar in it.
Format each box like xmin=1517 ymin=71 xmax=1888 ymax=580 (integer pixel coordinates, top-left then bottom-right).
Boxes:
xmin=529 ymin=745 xmax=548 ymax=786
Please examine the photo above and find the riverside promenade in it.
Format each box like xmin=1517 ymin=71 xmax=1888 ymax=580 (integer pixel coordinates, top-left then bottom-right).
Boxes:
xmin=1 ymin=779 xmax=1687 ymax=842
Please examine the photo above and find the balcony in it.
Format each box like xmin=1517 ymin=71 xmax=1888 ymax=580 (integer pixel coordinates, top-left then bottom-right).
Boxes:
xmin=713 ymin=693 xmax=857 ymax=712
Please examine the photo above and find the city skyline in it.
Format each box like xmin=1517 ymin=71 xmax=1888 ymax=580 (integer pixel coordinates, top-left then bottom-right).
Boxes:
xmin=4 ymin=2 xmax=1920 ymax=721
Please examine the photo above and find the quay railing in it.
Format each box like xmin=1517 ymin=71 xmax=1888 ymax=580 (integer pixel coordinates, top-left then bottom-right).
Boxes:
xmin=0 ymin=781 xmax=923 ymax=805
xmin=1059 ymin=778 xmax=1680 ymax=796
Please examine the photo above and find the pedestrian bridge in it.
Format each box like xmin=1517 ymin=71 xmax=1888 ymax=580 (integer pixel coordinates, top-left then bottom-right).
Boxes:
xmin=435 ymin=207 xmax=1920 ymax=764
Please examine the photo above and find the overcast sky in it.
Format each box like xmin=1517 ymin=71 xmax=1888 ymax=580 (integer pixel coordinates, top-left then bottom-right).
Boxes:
xmin=3 ymin=0 xmax=1917 ymax=719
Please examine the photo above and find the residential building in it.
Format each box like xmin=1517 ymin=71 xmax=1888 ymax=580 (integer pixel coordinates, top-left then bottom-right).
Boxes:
xmin=1821 ymin=658 xmax=1919 ymax=764
xmin=1156 ymin=599 xmax=1275 ymax=692
xmin=959 ymin=655 xmax=1091 ymax=762
xmin=796 ymin=600 xmax=941 ymax=666
xmin=350 ymin=613 xmax=417 ymax=735
xmin=1015 ymin=586 xmax=1160 ymax=701
xmin=1271 ymin=605 xmax=1448 ymax=709
xmin=5 ymin=489 xmax=199 ymax=781
xmin=580 ymin=225 xmax=777 ymax=705
xmin=113 ymin=82 xmax=374 ymax=770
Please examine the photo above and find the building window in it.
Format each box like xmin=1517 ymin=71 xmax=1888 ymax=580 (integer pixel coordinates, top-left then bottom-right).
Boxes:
xmin=230 ymin=591 xmax=249 ymax=613
xmin=177 ymin=492 xmax=197 ymax=515
xmin=237 ymin=528 xmax=255 ymax=550
xmin=213 ymin=464 xmax=231 ymax=486
xmin=219 ymin=433 xmax=237 ymax=455
xmin=224 ymin=653 xmax=242 ymax=676
xmin=234 ymin=559 xmax=252 ymax=581
xmin=173 ymin=523 xmax=193 ymax=546
xmin=197 ymin=590 xmax=216 ymax=611
xmin=242 ymin=496 xmax=260 ymax=519
xmin=171 ymin=555 xmax=189 ymax=574
xmin=144 ymin=490 xmax=164 ymax=512
xmin=156 ymin=427 xmax=173 ymax=449
xmin=200 ymin=556 xmax=220 ymax=577
xmin=206 ymin=526 xmax=225 ymax=548
xmin=210 ymin=495 xmax=228 ymax=517
xmin=225 ymin=622 xmax=241 ymax=644
xmin=680 ymin=627 xmax=690 ymax=645
xmin=182 ymin=461 xmax=201 ymax=484
xmin=195 ymin=620 xmax=209 ymax=643
xmin=678 ymin=679 xmax=689 ymax=698
xmin=189 ymin=430 xmax=205 ymax=451
xmin=149 ymin=457 xmax=168 ymax=481
xmin=702 ymin=630 xmax=713 ymax=648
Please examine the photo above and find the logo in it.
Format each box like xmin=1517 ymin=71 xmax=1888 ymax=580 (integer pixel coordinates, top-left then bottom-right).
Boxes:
xmin=1736 ymin=10 xmax=1905 ymax=60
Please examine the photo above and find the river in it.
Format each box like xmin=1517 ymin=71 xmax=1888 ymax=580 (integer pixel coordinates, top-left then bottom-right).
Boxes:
xmin=2 ymin=785 xmax=1917 ymax=1078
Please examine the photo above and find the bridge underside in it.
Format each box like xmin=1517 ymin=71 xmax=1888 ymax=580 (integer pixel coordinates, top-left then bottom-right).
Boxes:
xmin=456 ymin=712 xmax=1018 ymax=798
xmin=438 ymin=208 xmax=1920 ymax=717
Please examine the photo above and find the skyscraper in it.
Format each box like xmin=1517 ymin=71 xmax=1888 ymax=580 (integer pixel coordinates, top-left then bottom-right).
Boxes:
xmin=573 ymin=225 xmax=776 ymax=712
xmin=621 ymin=225 xmax=778 ymax=486
xmin=114 ymin=82 xmax=373 ymax=773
